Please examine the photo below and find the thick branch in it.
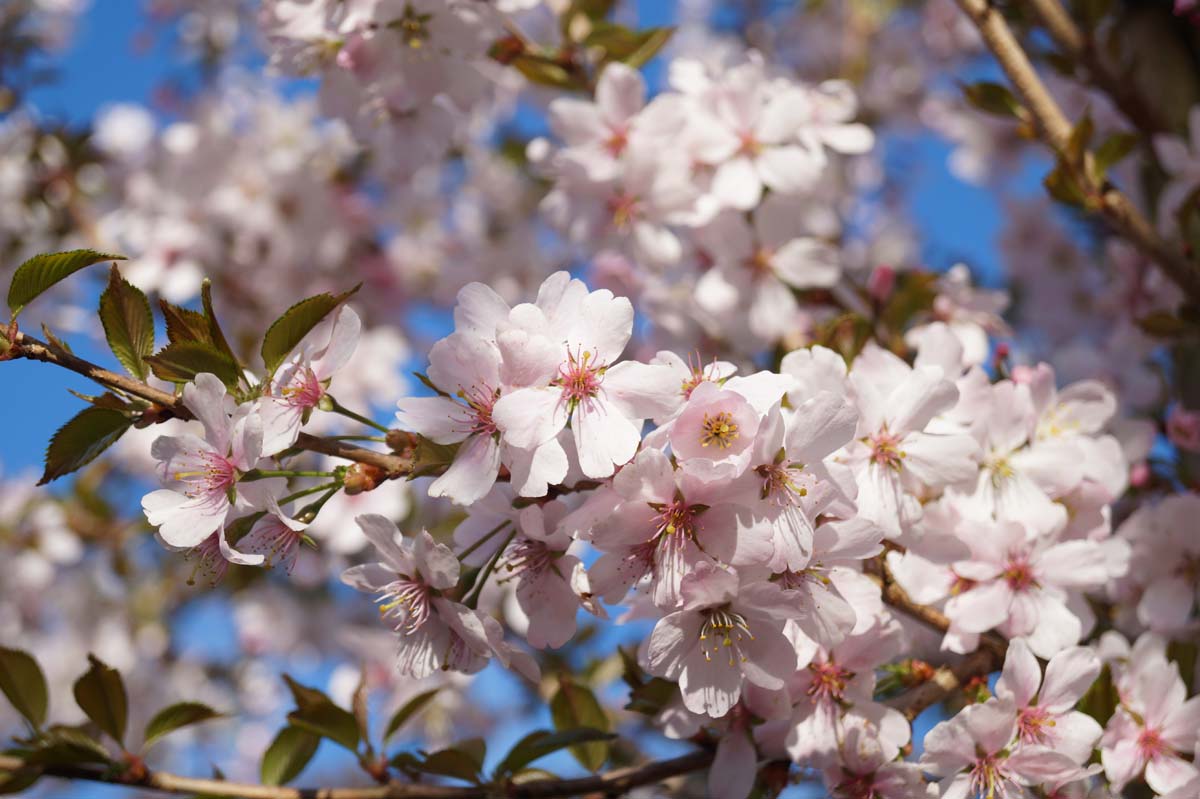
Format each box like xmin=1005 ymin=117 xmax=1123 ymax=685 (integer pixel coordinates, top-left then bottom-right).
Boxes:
xmin=0 ymin=750 xmax=712 ymax=799
xmin=954 ymin=0 xmax=1200 ymax=303
xmin=1024 ymin=0 xmax=1167 ymax=136
xmin=7 ymin=332 xmax=411 ymax=478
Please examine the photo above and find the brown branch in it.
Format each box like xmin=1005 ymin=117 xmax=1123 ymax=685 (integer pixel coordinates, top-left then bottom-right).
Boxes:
xmin=954 ymin=0 xmax=1200 ymax=304
xmin=0 ymin=750 xmax=712 ymax=799
xmin=7 ymin=332 xmax=411 ymax=478
xmin=870 ymin=554 xmax=1008 ymax=720
xmin=1024 ymin=0 xmax=1167 ymax=136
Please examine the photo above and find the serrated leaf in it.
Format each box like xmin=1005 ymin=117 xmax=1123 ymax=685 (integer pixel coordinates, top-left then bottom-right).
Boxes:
xmin=494 ymin=728 xmax=616 ymax=779
xmin=418 ymin=746 xmax=484 ymax=784
xmin=146 ymin=341 xmax=241 ymax=388
xmin=98 ymin=265 xmax=154 ymax=380
xmin=261 ymin=286 xmax=359 ymax=373
xmin=260 ymin=726 xmax=319 ymax=786
xmin=159 ymin=300 xmax=213 ymax=346
xmin=548 ymin=678 xmax=610 ymax=771
xmin=142 ymin=702 xmax=224 ymax=751
xmin=384 ymin=688 xmax=439 ymax=742
xmin=961 ymin=81 xmax=1022 ymax=118
xmin=200 ymin=280 xmax=241 ymax=367
xmin=66 ymin=390 xmax=133 ymax=411
xmin=282 ymin=675 xmax=359 ymax=752
xmin=7 ymin=249 xmax=125 ymax=317
xmin=23 ymin=725 xmax=112 ymax=766
xmin=40 ymin=407 xmax=132 ymax=485
xmin=72 ymin=655 xmax=128 ymax=746
xmin=0 ymin=648 xmax=48 ymax=727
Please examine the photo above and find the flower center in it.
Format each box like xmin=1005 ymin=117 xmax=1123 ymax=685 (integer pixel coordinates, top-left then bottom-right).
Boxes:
xmin=738 ymin=130 xmax=762 ymax=156
xmin=807 ymin=659 xmax=852 ymax=703
xmin=185 ymin=533 xmax=228 ymax=586
xmin=1137 ymin=726 xmax=1168 ymax=760
xmin=388 ymin=3 xmax=432 ymax=49
xmin=986 ymin=452 xmax=1015 ymax=487
xmin=1017 ymin=706 xmax=1056 ymax=745
xmin=969 ymin=754 xmax=1010 ymax=799
xmin=174 ymin=450 xmax=239 ymax=497
xmin=458 ymin=383 xmax=499 ymax=436
xmin=280 ymin=366 xmax=325 ymax=409
xmin=745 ymin=247 xmax=773 ymax=276
xmin=700 ymin=411 xmax=739 ymax=449
xmin=1003 ymin=554 xmax=1037 ymax=592
xmin=501 ymin=537 xmax=554 ymax=580
xmin=698 ymin=607 xmax=754 ymax=666
xmin=604 ymin=126 xmax=628 ymax=157
xmin=756 ymin=457 xmax=808 ymax=505
xmin=554 ymin=349 xmax=603 ymax=408
xmin=377 ymin=576 xmax=433 ymax=634
xmin=607 ymin=191 xmax=642 ymax=230
xmin=651 ymin=498 xmax=699 ymax=538
xmin=866 ymin=430 xmax=906 ymax=471
xmin=680 ymin=353 xmax=720 ymax=399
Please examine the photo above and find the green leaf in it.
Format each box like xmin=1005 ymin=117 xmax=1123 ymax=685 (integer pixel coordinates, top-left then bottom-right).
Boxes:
xmin=1078 ymin=663 xmax=1119 ymax=726
xmin=1066 ymin=114 xmax=1095 ymax=163
xmin=7 ymin=249 xmax=125 ymax=317
xmin=146 ymin=341 xmax=242 ymax=388
xmin=1043 ymin=163 xmax=1086 ymax=208
xmin=1094 ymin=132 xmax=1138 ymax=177
xmin=408 ymin=436 xmax=461 ymax=479
xmin=22 ymin=725 xmax=113 ymax=766
xmin=72 ymin=655 xmax=128 ymax=747
xmin=98 ymin=265 xmax=154 ymax=380
xmin=548 ymin=678 xmax=610 ymax=771
xmin=961 ymin=81 xmax=1022 ymax=118
xmin=418 ymin=746 xmax=484 ymax=784
xmin=142 ymin=702 xmax=224 ymax=751
xmin=383 ymin=688 xmax=439 ymax=742
xmin=200 ymin=280 xmax=241 ymax=367
xmin=0 ymin=647 xmax=48 ymax=727
xmin=159 ymin=299 xmax=213 ymax=346
xmin=511 ymin=54 xmax=581 ymax=90
xmin=40 ymin=407 xmax=133 ymax=485
xmin=260 ymin=286 xmax=359 ymax=373
xmin=494 ymin=728 xmax=616 ymax=779
xmin=587 ymin=24 xmax=673 ymax=68
xmin=282 ymin=675 xmax=360 ymax=752
xmin=260 ymin=725 xmax=320 ymax=786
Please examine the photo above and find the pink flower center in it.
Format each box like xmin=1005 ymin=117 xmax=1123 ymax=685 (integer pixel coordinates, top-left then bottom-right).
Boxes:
xmin=699 ymin=411 xmax=739 ymax=449
xmin=501 ymin=537 xmax=554 ymax=580
xmin=607 ymin=191 xmax=642 ymax=230
xmin=1003 ymin=554 xmax=1038 ymax=592
xmin=744 ymin=247 xmax=774 ymax=276
xmin=1137 ymin=726 xmax=1169 ymax=761
xmin=554 ymin=349 xmax=604 ymax=408
xmin=458 ymin=383 xmax=499 ymax=436
xmin=756 ymin=460 xmax=809 ymax=506
xmin=680 ymin=353 xmax=719 ymax=399
xmin=652 ymin=499 xmax=699 ymax=538
xmin=280 ymin=366 xmax=324 ymax=409
xmin=604 ymin=126 xmax=629 ymax=157
xmin=867 ymin=430 xmax=906 ymax=471
xmin=174 ymin=450 xmax=239 ymax=498
xmin=833 ymin=771 xmax=883 ymax=799
xmin=186 ymin=533 xmax=228 ymax=586
xmin=1017 ymin=706 xmax=1056 ymax=745
xmin=378 ymin=575 xmax=433 ymax=634
xmin=698 ymin=607 xmax=754 ymax=667
xmin=807 ymin=660 xmax=852 ymax=703
xmin=968 ymin=754 xmax=1010 ymax=798
xmin=248 ymin=518 xmax=303 ymax=573
xmin=738 ymin=130 xmax=762 ymax=156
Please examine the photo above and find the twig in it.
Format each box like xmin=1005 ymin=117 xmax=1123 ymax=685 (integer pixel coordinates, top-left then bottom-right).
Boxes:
xmin=954 ymin=0 xmax=1200 ymax=304
xmin=0 ymin=750 xmax=712 ymax=799
xmin=7 ymin=332 xmax=412 ymax=478
xmin=1023 ymin=0 xmax=1167 ymax=136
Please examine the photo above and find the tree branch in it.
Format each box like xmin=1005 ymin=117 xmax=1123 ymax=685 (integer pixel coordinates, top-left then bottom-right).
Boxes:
xmin=954 ymin=0 xmax=1200 ymax=303
xmin=6 ymin=331 xmax=412 ymax=478
xmin=0 ymin=750 xmax=712 ymax=799
xmin=1024 ymin=0 xmax=1167 ymax=137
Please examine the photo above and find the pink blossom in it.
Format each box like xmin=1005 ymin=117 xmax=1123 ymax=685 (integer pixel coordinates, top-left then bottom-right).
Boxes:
xmin=259 ymin=304 xmax=361 ymax=456
xmin=1100 ymin=657 xmax=1200 ymax=794
xmin=645 ymin=562 xmax=798 ymax=717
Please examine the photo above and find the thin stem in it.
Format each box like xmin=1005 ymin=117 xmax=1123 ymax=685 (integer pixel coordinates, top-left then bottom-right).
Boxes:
xmin=456 ymin=520 xmax=511 ymax=562
xmin=279 ymin=481 xmax=340 ymax=505
xmin=242 ymin=469 xmax=336 ymax=482
xmin=463 ymin=529 xmax=517 ymax=609
xmin=295 ymin=484 xmax=343 ymax=524
xmin=325 ymin=435 xmax=389 ymax=443
xmin=328 ymin=395 xmax=391 ymax=434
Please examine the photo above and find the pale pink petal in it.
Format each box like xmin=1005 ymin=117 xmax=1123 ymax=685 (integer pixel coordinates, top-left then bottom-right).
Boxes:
xmin=428 ymin=433 xmax=502 ymax=506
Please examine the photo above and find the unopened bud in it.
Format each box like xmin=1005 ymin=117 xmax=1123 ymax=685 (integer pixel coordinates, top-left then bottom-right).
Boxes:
xmin=386 ymin=428 xmax=418 ymax=454
xmin=343 ymin=462 xmax=387 ymax=495
xmin=867 ymin=265 xmax=896 ymax=304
